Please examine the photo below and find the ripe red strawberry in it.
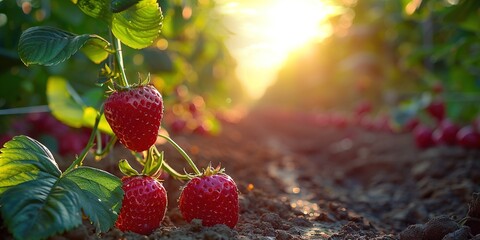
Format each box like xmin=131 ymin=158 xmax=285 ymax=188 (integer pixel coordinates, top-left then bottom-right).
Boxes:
xmin=179 ymin=173 xmax=239 ymax=228
xmin=457 ymin=126 xmax=480 ymax=149
xmin=426 ymin=100 xmax=445 ymax=122
xmin=115 ymin=175 xmax=167 ymax=235
xmin=104 ymin=85 xmax=163 ymax=152
xmin=432 ymin=119 xmax=460 ymax=145
xmin=413 ymin=125 xmax=435 ymax=149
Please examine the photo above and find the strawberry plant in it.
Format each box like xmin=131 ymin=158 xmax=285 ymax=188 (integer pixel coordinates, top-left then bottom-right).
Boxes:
xmin=0 ymin=0 xmax=240 ymax=238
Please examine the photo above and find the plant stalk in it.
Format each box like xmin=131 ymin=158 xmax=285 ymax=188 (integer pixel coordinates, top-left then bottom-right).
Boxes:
xmin=111 ymin=33 xmax=129 ymax=88
xmin=63 ymin=109 xmax=103 ymax=175
xmin=152 ymin=147 xmax=190 ymax=180
xmin=94 ymin=135 xmax=118 ymax=160
xmin=158 ymin=134 xmax=201 ymax=175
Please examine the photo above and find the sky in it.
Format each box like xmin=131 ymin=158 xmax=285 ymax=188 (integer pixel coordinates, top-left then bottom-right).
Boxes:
xmin=217 ymin=0 xmax=338 ymax=99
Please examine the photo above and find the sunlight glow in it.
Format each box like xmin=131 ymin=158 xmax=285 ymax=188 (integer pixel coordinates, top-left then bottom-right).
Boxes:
xmin=219 ymin=0 xmax=337 ymax=99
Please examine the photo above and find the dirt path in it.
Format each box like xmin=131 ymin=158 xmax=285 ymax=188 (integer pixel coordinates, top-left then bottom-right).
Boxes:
xmin=3 ymin=108 xmax=478 ymax=239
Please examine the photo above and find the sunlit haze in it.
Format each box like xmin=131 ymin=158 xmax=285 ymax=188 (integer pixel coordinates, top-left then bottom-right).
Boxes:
xmin=218 ymin=0 xmax=338 ymax=99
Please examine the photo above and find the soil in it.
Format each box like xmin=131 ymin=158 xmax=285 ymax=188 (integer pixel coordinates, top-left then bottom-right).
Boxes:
xmin=2 ymin=107 xmax=480 ymax=239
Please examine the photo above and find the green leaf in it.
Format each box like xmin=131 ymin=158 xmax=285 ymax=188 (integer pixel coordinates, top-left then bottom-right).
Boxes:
xmin=18 ymin=26 xmax=110 ymax=66
xmin=0 ymin=136 xmax=123 ymax=239
xmin=0 ymin=135 xmax=61 ymax=194
xmin=47 ymin=76 xmax=113 ymax=135
xmin=47 ymin=76 xmax=85 ymax=128
xmin=80 ymin=37 xmax=111 ymax=64
xmin=0 ymin=136 xmax=79 ymax=240
xmin=0 ymin=177 xmax=82 ymax=240
xmin=63 ymin=167 xmax=123 ymax=232
xmin=111 ymin=0 xmax=163 ymax=49
xmin=75 ymin=0 xmax=111 ymax=21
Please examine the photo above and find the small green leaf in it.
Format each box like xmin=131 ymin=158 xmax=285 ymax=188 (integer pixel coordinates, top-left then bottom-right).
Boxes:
xmin=0 ymin=135 xmax=61 ymax=194
xmin=63 ymin=167 xmax=123 ymax=232
xmin=80 ymin=37 xmax=110 ymax=64
xmin=111 ymin=0 xmax=163 ymax=49
xmin=18 ymin=26 xmax=110 ymax=66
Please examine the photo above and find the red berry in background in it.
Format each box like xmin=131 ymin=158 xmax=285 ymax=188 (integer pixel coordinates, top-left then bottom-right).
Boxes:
xmin=457 ymin=126 xmax=480 ymax=149
xmin=104 ymin=85 xmax=164 ymax=152
xmin=426 ymin=100 xmax=445 ymax=122
xmin=188 ymin=102 xmax=198 ymax=115
xmin=193 ymin=123 xmax=210 ymax=136
xmin=330 ymin=114 xmax=348 ymax=129
xmin=354 ymin=101 xmax=372 ymax=117
xmin=404 ymin=118 xmax=420 ymax=132
xmin=413 ymin=125 xmax=435 ymax=149
xmin=170 ymin=119 xmax=187 ymax=134
xmin=179 ymin=173 xmax=239 ymax=228
xmin=58 ymin=131 xmax=89 ymax=156
xmin=432 ymin=120 xmax=460 ymax=146
xmin=115 ymin=176 xmax=167 ymax=235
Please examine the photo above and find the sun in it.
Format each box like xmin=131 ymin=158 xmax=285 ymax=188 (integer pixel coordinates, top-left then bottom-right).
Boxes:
xmin=262 ymin=0 xmax=334 ymax=53
xmin=219 ymin=0 xmax=338 ymax=99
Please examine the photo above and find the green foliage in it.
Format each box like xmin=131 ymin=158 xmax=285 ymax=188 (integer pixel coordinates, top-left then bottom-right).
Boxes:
xmin=111 ymin=0 xmax=163 ymax=49
xmin=73 ymin=0 xmax=163 ymax=49
xmin=1 ymin=0 xmax=242 ymax=132
xmin=0 ymin=136 xmax=123 ymax=240
xmin=46 ymin=76 xmax=113 ymax=134
xmin=263 ymin=0 xmax=480 ymax=122
xmin=18 ymin=26 xmax=110 ymax=66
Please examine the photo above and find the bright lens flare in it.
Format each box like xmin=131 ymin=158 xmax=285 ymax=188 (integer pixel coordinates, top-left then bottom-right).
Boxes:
xmin=263 ymin=1 xmax=331 ymax=53
xmin=220 ymin=0 xmax=336 ymax=99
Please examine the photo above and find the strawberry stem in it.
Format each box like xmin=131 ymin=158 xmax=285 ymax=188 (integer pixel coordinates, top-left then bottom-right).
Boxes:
xmin=111 ymin=32 xmax=129 ymax=88
xmin=158 ymin=134 xmax=201 ymax=175
xmin=151 ymin=147 xmax=191 ymax=180
xmin=94 ymin=135 xmax=117 ymax=160
xmin=63 ymin=109 xmax=102 ymax=175
xmin=161 ymin=161 xmax=191 ymax=180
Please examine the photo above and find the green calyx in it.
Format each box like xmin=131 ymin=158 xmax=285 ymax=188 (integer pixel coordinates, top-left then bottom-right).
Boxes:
xmin=118 ymin=159 xmax=140 ymax=176
xmin=106 ymin=73 xmax=152 ymax=93
xmin=142 ymin=146 xmax=163 ymax=177
xmin=201 ymin=163 xmax=225 ymax=177
xmin=119 ymin=145 xmax=164 ymax=178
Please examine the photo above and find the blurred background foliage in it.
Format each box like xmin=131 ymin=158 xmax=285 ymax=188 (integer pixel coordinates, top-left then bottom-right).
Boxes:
xmin=2 ymin=0 xmax=480 ymax=133
xmin=261 ymin=0 xmax=480 ymax=123
xmin=0 ymin=0 xmax=245 ymax=132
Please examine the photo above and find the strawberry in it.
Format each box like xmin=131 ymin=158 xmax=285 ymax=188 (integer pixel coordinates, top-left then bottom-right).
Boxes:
xmin=104 ymin=85 xmax=164 ymax=152
xmin=426 ymin=100 xmax=445 ymax=122
xmin=413 ymin=125 xmax=435 ymax=149
xmin=115 ymin=175 xmax=167 ymax=235
xmin=179 ymin=172 xmax=239 ymax=228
